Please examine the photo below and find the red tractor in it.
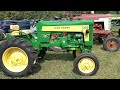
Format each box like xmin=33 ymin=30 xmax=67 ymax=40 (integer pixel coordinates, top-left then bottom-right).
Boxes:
xmin=64 ymin=11 xmax=120 ymax=52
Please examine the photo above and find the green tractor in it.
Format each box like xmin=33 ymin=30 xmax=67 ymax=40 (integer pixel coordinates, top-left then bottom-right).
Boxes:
xmin=111 ymin=14 xmax=120 ymax=36
xmin=0 ymin=19 xmax=99 ymax=77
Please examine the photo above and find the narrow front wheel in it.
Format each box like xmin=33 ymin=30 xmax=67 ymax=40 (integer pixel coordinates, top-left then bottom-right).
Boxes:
xmin=74 ymin=53 xmax=99 ymax=76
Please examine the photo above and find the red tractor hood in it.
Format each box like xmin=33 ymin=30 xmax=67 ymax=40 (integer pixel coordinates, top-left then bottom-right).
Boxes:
xmin=73 ymin=14 xmax=112 ymax=20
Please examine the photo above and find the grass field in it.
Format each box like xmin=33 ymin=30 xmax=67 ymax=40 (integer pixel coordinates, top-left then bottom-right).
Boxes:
xmin=0 ymin=29 xmax=120 ymax=79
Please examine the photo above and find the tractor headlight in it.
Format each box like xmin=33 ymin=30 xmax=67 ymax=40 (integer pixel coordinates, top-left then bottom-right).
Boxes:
xmin=86 ymin=29 xmax=89 ymax=34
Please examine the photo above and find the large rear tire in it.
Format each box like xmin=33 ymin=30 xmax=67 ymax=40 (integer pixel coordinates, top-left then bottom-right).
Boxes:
xmin=74 ymin=53 xmax=99 ymax=76
xmin=0 ymin=37 xmax=37 ymax=77
xmin=0 ymin=30 xmax=5 ymax=41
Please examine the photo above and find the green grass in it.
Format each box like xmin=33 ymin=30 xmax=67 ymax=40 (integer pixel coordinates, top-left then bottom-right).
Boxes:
xmin=1 ymin=30 xmax=120 ymax=79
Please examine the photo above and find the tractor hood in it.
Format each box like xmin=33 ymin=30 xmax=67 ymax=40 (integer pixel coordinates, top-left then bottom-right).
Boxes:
xmin=37 ymin=20 xmax=94 ymax=26
xmin=73 ymin=14 xmax=112 ymax=20
xmin=111 ymin=14 xmax=120 ymax=20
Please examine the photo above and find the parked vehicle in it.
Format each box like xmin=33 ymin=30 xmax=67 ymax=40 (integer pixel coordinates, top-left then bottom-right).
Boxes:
xmin=0 ymin=19 xmax=99 ymax=77
xmin=0 ymin=20 xmax=31 ymax=33
xmin=64 ymin=11 xmax=120 ymax=52
xmin=18 ymin=20 xmax=31 ymax=29
xmin=0 ymin=20 xmax=17 ymax=33
xmin=111 ymin=14 xmax=120 ymax=35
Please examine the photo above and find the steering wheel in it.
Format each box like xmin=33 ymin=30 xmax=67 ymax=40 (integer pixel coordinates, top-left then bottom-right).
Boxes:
xmin=31 ymin=21 xmax=36 ymax=28
xmin=31 ymin=19 xmax=40 ymax=28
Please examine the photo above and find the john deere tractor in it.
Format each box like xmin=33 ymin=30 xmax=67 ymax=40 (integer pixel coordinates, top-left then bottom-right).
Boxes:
xmin=0 ymin=19 xmax=99 ymax=77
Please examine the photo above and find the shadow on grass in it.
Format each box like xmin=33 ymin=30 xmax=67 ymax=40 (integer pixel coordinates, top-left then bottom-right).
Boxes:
xmin=31 ymin=63 xmax=41 ymax=76
xmin=72 ymin=68 xmax=80 ymax=75
xmin=0 ymin=68 xmax=2 ymax=72
xmin=93 ymin=40 xmax=103 ymax=45
xmin=30 ymin=52 xmax=76 ymax=77
xmin=37 ymin=51 xmax=74 ymax=63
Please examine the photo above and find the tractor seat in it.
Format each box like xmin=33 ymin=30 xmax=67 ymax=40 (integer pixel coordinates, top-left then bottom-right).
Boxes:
xmin=10 ymin=25 xmax=31 ymax=35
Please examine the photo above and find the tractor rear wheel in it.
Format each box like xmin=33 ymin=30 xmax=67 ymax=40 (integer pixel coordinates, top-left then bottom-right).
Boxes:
xmin=0 ymin=30 xmax=5 ymax=41
xmin=74 ymin=53 xmax=99 ymax=76
xmin=73 ymin=49 xmax=81 ymax=58
xmin=103 ymin=36 xmax=120 ymax=52
xmin=0 ymin=37 xmax=37 ymax=77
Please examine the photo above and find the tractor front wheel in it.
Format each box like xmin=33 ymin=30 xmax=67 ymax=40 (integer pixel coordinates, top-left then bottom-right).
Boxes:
xmin=74 ymin=53 xmax=99 ymax=76
xmin=0 ymin=37 xmax=37 ymax=77
xmin=103 ymin=36 xmax=120 ymax=52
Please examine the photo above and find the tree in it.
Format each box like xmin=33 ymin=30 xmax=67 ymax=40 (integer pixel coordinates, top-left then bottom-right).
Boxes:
xmin=0 ymin=11 xmax=63 ymax=20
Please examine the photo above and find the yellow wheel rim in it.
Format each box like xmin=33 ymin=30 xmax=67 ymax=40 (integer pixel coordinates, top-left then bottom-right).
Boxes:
xmin=78 ymin=58 xmax=95 ymax=74
xmin=2 ymin=47 xmax=28 ymax=72
xmin=76 ymin=49 xmax=81 ymax=57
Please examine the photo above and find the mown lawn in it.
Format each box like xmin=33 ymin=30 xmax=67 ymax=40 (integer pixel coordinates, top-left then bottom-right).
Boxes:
xmin=0 ymin=29 xmax=120 ymax=79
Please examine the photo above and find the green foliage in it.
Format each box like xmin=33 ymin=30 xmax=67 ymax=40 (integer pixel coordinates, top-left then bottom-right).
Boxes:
xmin=0 ymin=11 xmax=119 ymax=20
xmin=95 ymin=11 xmax=110 ymax=14
xmin=0 ymin=11 xmax=63 ymax=20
